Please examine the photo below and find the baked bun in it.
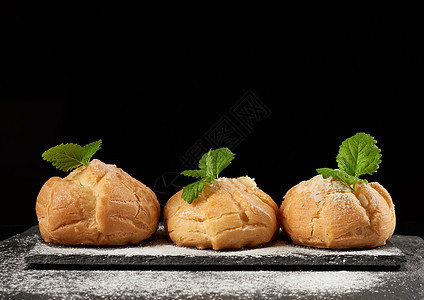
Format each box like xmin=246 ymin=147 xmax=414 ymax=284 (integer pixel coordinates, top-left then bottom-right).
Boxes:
xmin=164 ymin=176 xmax=279 ymax=250
xmin=36 ymin=159 xmax=160 ymax=245
xmin=279 ymin=175 xmax=396 ymax=249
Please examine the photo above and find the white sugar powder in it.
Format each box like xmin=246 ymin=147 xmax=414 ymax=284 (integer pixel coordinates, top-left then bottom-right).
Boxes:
xmin=1 ymin=229 xmax=419 ymax=299
xmin=27 ymin=225 xmax=403 ymax=259
xmin=2 ymin=267 xmax=392 ymax=299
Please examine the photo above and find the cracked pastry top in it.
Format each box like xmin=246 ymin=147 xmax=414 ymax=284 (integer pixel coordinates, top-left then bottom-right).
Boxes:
xmin=279 ymin=175 xmax=396 ymax=249
xmin=164 ymin=176 xmax=279 ymax=250
xmin=36 ymin=159 xmax=160 ymax=245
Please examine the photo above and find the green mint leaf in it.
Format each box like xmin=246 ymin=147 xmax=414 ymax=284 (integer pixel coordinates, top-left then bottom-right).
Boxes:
xmin=181 ymin=177 xmax=213 ymax=204
xmin=180 ymin=169 xmax=207 ymax=178
xmin=42 ymin=140 xmax=102 ymax=172
xmin=198 ymin=148 xmax=235 ymax=178
xmin=82 ymin=140 xmax=102 ymax=165
xmin=42 ymin=143 xmax=86 ymax=172
xmin=180 ymin=147 xmax=235 ymax=204
xmin=317 ymin=132 xmax=381 ymax=190
xmin=198 ymin=148 xmax=235 ymax=179
xmin=336 ymin=132 xmax=381 ymax=177
xmin=212 ymin=148 xmax=235 ymax=178
xmin=317 ymin=168 xmax=367 ymax=188
xmin=198 ymin=149 xmax=212 ymax=171
xmin=204 ymin=149 xmax=216 ymax=178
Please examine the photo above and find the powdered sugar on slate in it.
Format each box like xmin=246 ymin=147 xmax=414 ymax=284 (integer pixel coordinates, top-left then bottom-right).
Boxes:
xmin=26 ymin=225 xmax=405 ymax=267
xmin=2 ymin=227 xmax=423 ymax=299
xmin=4 ymin=269 xmax=392 ymax=299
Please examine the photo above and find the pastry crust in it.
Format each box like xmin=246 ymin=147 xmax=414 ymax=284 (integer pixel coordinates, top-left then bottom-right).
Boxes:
xmin=164 ymin=177 xmax=279 ymax=250
xmin=36 ymin=159 xmax=160 ymax=245
xmin=279 ymin=175 xmax=396 ymax=249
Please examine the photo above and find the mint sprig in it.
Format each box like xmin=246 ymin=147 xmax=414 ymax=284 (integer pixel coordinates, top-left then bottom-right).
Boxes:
xmin=317 ymin=132 xmax=381 ymax=190
xmin=316 ymin=168 xmax=368 ymax=187
xmin=42 ymin=140 xmax=102 ymax=172
xmin=180 ymin=148 xmax=235 ymax=204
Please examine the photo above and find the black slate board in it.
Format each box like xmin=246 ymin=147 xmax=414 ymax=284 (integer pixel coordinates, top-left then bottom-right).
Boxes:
xmin=4 ymin=227 xmax=424 ymax=299
xmin=25 ymin=226 xmax=406 ymax=269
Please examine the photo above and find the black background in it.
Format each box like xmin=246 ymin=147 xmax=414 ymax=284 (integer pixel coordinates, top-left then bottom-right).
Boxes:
xmin=1 ymin=8 xmax=423 ymax=240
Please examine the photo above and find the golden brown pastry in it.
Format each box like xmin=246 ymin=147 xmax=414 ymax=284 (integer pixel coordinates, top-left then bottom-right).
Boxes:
xmin=164 ymin=176 xmax=279 ymax=250
xmin=36 ymin=159 xmax=160 ymax=245
xmin=279 ymin=175 xmax=396 ymax=249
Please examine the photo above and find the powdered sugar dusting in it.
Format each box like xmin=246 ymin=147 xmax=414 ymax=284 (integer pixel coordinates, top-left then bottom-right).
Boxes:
xmin=0 ymin=234 xmax=393 ymax=299
xmin=26 ymin=225 xmax=404 ymax=267
xmin=1 ymin=228 xmax=423 ymax=299
xmin=2 ymin=268 xmax=393 ymax=299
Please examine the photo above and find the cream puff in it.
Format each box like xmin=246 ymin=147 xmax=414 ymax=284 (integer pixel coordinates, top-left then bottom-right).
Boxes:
xmin=164 ymin=176 xmax=279 ymax=250
xmin=279 ymin=175 xmax=395 ymax=249
xmin=36 ymin=159 xmax=160 ymax=245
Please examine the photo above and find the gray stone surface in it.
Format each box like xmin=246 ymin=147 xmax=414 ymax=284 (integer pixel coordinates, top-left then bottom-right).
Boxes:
xmin=1 ymin=226 xmax=423 ymax=299
xmin=25 ymin=225 xmax=406 ymax=268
